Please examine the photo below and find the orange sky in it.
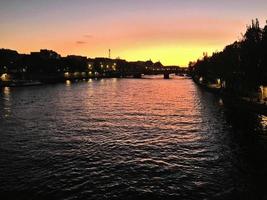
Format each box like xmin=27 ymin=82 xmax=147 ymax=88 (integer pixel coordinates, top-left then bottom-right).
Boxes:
xmin=1 ymin=0 xmax=267 ymax=66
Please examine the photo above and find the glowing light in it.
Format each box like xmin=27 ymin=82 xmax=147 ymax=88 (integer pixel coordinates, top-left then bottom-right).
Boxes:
xmin=260 ymin=86 xmax=267 ymax=101
xmin=1 ymin=73 xmax=8 ymax=81
xmin=261 ymin=116 xmax=267 ymax=128
xmin=64 ymin=72 xmax=70 ymax=78
xmin=66 ymin=80 xmax=71 ymax=86
xmin=74 ymin=72 xmax=80 ymax=77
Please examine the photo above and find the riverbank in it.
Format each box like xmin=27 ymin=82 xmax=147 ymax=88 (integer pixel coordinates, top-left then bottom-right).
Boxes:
xmin=192 ymin=77 xmax=267 ymax=116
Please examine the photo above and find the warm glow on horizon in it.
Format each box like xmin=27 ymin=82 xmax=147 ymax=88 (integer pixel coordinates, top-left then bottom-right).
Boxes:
xmin=1 ymin=0 xmax=267 ymax=66
xmin=113 ymin=45 xmax=221 ymax=67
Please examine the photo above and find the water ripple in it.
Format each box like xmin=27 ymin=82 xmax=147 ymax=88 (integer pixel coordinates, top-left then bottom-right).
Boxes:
xmin=0 ymin=77 xmax=267 ymax=200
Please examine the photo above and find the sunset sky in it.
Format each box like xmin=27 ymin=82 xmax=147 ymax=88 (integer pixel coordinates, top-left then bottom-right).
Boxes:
xmin=1 ymin=0 xmax=267 ymax=66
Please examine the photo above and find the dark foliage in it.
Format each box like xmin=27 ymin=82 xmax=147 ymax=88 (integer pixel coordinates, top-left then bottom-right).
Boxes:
xmin=189 ymin=19 xmax=267 ymax=91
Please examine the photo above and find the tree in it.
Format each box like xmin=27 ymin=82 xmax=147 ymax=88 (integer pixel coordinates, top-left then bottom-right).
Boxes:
xmin=260 ymin=21 xmax=267 ymax=84
xmin=240 ymin=19 xmax=262 ymax=87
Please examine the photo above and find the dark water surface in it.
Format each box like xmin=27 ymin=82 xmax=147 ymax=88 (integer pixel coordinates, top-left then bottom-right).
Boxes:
xmin=0 ymin=77 xmax=267 ymax=200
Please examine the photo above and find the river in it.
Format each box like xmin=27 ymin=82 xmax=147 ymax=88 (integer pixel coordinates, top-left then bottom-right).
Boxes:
xmin=0 ymin=76 xmax=267 ymax=200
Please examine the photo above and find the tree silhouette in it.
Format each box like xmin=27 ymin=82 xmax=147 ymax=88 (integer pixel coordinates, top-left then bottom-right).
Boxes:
xmin=190 ymin=19 xmax=267 ymax=96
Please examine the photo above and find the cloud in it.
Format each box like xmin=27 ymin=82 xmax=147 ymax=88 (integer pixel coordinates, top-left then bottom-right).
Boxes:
xmin=75 ymin=34 xmax=93 ymax=45
xmin=76 ymin=41 xmax=87 ymax=44
xmin=84 ymin=34 xmax=93 ymax=38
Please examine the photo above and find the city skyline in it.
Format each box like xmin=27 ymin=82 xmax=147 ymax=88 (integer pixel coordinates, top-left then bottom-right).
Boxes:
xmin=1 ymin=0 xmax=267 ymax=66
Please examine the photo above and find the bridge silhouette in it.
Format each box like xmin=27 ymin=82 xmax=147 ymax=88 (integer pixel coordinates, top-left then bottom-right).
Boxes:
xmin=117 ymin=67 xmax=188 ymax=79
xmin=60 ymin=66 xmax=188 ymax=81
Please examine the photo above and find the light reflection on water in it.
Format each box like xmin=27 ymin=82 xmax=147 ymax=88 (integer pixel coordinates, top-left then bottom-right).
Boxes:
xmin=0 ymin=77 xmax=267 ymax=200
xmin=3 ymin=86 xmax=10 ymax=95
xmin=2 ymin=87 xmax=11 ymax=118
xmin=261 ymin=116 xmax=267 ymax=129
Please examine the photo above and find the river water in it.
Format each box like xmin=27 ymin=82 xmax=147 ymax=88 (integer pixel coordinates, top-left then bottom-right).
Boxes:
xmin=0 ymin=76 xmax=267 ymax=200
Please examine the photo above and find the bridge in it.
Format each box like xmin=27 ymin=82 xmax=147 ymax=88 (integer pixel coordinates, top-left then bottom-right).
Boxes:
xmin=123 ymin=67 xmax=188 ymax=79
xmin=0 ymin=65 xmax=189 ymax=86
xmin=61 ymin=67 xmax=188 ymax=80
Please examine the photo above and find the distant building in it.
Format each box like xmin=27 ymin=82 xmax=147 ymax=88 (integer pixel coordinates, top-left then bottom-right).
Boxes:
xmin=31 ymin=49 xmax=61 ymax=60
xmin=87 ymin=58 xmax=94 ymax=71
xmin=0 ymin=49 xmax=19 ymax=73
xmin=94 ymin=58 xmax=118 ymax=73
